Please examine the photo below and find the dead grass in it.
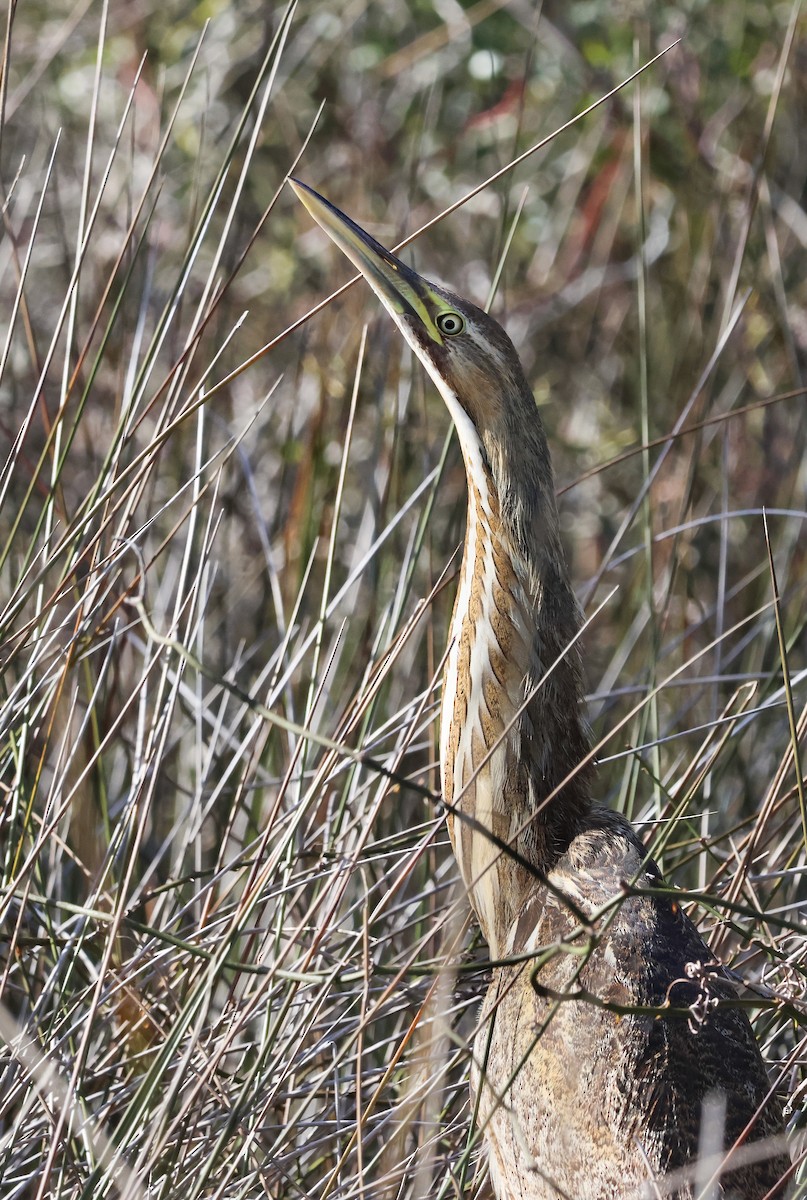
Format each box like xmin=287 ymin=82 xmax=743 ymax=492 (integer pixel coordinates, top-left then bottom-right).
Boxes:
xmin=0 ymin=3 xmax=805 ymax=1198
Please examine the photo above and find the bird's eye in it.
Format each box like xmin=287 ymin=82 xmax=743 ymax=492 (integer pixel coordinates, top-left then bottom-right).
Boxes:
xmin=436 ymin=311 xmax=466 ymax=336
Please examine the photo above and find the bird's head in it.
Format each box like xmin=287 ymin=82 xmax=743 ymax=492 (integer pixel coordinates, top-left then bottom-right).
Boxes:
xmin=290 ymin=179 xmax=546 ymax=486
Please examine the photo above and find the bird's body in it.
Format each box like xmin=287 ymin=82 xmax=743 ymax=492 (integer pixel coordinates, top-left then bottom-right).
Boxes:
xmin=475 ymin=814 xmax=786 ymax=1199
xmin=291 ymin=180 xmax=789 ymax=1199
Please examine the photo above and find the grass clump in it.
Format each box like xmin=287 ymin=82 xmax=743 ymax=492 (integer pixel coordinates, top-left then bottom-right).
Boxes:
xmin=0 ymin=4 xmax=804 ymax=1198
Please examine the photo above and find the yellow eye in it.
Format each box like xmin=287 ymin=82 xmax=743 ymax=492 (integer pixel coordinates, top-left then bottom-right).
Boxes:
xmin=436 ymin=311 xmax=465 ymax=336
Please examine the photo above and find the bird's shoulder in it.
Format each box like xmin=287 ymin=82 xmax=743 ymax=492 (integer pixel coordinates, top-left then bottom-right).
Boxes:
xmin=513 ymin=805 xmax=734 ymax=1010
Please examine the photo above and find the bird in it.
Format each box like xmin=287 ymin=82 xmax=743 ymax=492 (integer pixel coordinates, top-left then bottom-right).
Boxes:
xmin=290 ymin=178 xmax=789 ymax=1200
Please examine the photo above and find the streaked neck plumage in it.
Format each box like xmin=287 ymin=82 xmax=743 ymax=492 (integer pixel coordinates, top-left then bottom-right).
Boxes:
xmin=436 ymin=362 xmax=592 ymax=955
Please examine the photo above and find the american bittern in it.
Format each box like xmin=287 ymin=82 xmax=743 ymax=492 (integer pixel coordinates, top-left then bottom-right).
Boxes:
xmin=291 ymin=180 xmax=788 ymax=1199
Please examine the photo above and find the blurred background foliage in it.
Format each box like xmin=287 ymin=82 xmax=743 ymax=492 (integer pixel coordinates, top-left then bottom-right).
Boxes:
xmin=7 ymin=0 xmax=800 ymax=807
xmin=0 ymin=1 xmax=805 ymax=1196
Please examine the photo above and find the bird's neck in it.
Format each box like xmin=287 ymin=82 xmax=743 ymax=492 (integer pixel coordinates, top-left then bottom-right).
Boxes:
xmin=441 ymin=431 xmax=592 ymax=952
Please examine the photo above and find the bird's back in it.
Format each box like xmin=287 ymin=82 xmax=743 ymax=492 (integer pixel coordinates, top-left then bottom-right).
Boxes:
xmin=472 ymin=808 xmax=788 ymax=1199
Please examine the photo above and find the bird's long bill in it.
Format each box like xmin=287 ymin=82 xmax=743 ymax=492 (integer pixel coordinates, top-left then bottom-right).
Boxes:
xmin=289 ymin=178 xmax=442 ymax=345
